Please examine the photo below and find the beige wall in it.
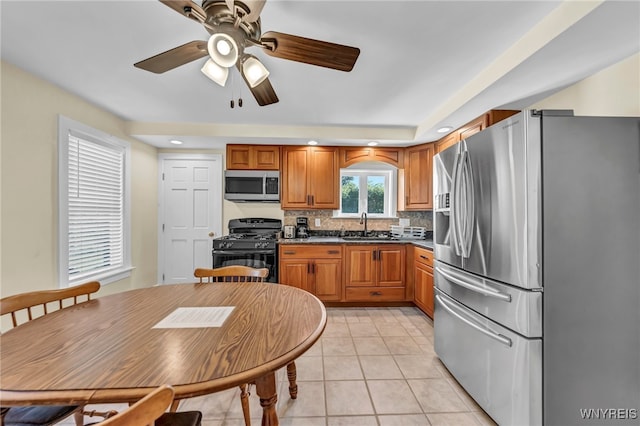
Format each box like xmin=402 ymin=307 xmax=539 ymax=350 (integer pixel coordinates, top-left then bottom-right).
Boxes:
xmin=0 ymin=61 xmax=158 ymax=298
xmin=531 ymin=53 xmax=640 ymax=115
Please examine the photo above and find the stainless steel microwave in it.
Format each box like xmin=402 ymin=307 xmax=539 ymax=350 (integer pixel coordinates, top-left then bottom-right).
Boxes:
xmin=224 ymin=170 xmax=280 ymax=202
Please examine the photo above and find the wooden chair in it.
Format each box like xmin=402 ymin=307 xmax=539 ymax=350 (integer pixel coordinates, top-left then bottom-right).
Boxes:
xmin=96 ymin=386 xmax=201 ymax=426
xmin=0 ymin=281 xmax=113 ymax=426
xmin=194 ymin=265 xmax=269 ymax=283
xmin=193 ymin=266 xmax=298 ymax=426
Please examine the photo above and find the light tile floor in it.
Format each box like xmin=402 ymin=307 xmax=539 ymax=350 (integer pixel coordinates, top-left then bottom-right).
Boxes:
xmin=73 ymin=307 xmax=497 ymax=426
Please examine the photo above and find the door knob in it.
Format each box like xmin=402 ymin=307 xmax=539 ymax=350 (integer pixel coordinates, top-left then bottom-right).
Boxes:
xmin=208 ymin=232 xmax=215 ymax=237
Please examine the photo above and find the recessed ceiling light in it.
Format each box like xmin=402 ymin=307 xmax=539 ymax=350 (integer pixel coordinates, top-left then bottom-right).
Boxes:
xmin=170 ymin=139 xmax=183 ymax=145
xmin=368 ymin=141 xmax=378 ymax=146
xmin=437 ymin=126 xmax=453 ymax=133
xmin=308 ymin=140 xmax=318 ymax=145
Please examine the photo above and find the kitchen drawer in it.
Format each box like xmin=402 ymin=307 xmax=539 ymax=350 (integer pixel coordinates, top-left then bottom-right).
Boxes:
xmin=279 ymin=245 xmax=342 ymax=258
xmin=414 ymin=246 xmax=433 ymax=267
xmin=435 ymin=262 xmax=542 ymax=338
xmin=345 ymin=286 xmax=405 ymax=302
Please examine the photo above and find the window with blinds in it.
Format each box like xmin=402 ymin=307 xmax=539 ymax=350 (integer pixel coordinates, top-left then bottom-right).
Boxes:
xmin=58 ymin=116 xmax=131 ymax=287
xmin=67 ymin=134 xmax=124 ymax=279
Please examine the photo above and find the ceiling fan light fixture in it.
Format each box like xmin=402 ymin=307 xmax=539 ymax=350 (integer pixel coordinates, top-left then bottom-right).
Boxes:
xmin=216 ymin=39 xmax=232 ymax=55
xmin=201 ymin=59 xmax=229 ymax=86
xmin=241 ymin=55 xmax=270 ymax=88
xmin=207 ymin=33 xmax=239 ymax=68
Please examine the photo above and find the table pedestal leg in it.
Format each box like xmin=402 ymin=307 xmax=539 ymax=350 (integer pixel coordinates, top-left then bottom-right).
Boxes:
xmin=255 ymin=371 xmax=278 ymax=426
xmin=286 ymin=362 xmax=298 ymax=399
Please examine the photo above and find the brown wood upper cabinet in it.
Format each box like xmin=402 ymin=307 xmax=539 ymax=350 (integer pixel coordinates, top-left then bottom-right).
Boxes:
xmin=435 ymin=110 xmax=519 ymax=153
xmin=281 ymin=146 xmax=339 ymax=209
xmin=338 ymin=147 xmax=404 ymax=168
xmin=226 ymin=144 xmax=280 ymax=170
xmin=401 ymin=143 xmax=434 ymax=210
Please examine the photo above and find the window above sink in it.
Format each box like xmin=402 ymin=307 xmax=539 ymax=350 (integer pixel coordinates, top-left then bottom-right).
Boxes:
xmin=334 ymin=161 xmax=398 ymax=219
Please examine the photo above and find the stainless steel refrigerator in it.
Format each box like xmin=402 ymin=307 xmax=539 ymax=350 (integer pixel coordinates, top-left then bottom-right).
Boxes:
xmin=433 ymin=110 xmax=639 ymax=425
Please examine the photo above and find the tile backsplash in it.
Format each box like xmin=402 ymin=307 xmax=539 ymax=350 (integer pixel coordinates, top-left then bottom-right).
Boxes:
xmin=283 ymin=210 xmax=433 ymax=231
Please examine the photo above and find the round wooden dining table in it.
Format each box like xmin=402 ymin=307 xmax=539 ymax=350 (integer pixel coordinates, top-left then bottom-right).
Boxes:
xmin=0 ymin=282 xmax=326 ymax=426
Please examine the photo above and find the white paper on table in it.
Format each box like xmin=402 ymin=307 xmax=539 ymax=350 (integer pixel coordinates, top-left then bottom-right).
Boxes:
xmin=152 ymin=307 xmax=235 ymax=329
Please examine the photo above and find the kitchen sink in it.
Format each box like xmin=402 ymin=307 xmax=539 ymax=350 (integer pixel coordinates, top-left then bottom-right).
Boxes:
xmin=341 ymin=234 xmax=393 ymax=240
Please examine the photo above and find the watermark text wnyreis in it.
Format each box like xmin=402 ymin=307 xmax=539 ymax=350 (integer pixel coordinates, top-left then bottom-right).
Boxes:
xmin=579 ymin=408 xmax=638 ymax=421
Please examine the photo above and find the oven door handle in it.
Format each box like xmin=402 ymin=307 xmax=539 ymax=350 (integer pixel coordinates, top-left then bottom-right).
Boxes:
xmin=213 ymin=250 xmax=275 ymax=256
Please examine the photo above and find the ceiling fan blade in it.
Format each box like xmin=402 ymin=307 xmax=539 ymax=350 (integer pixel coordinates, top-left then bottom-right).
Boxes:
xmin=159 ymin=0 xmax=206 ymax=21
xmin=242 ymin=0 xmax=266 ymax=22
xmin=225 ymin=0 xmax=235 ymax=14
xmin=260 ymin=31 xmax=360 ymax=72
xmin=134 ymin=41 xmax=208 ymax=74
xmin=242 ymin=76 xmax=279 ymax=106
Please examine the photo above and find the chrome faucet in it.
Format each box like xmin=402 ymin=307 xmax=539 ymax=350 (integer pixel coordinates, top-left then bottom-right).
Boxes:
xmin=360 ymin=212 xmax=368 ymax=236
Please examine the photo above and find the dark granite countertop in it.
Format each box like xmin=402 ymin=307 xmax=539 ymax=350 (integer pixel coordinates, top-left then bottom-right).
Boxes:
xmin=278 ymin=236 xmax=433 ymax=250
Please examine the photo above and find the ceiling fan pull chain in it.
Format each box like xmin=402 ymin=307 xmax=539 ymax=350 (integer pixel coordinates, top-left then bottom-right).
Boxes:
xmin=230 ymin=70 xmax=235 ymax=108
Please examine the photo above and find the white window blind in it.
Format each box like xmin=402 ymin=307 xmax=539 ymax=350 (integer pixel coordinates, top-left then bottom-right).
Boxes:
xmin=67 ymin=134 xmax=124 ymax=280
xmin=58 ymin=115 xmax=131 ymax=287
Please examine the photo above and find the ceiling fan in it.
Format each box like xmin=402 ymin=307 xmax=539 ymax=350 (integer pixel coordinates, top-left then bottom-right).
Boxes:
xmin=134 ymin=0 xmax=361 ymax=106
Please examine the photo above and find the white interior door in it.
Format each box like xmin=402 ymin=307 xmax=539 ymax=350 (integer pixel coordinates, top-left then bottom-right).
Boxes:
xmin=158 ymin=155 xmax=223 ymax=284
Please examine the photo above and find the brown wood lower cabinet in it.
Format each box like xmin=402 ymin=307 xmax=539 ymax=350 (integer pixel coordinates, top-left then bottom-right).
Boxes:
xmin=344 ymin=244 xmax=406 ymax=302
xmin=279 ymin=245 xmax=342 ymax=302
xmin=413 ymin=246 xmax=434 ymax=318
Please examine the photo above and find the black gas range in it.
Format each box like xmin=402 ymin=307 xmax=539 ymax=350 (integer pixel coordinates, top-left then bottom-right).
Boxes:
xmin=212 ymin=218 xmax=282 ymax=282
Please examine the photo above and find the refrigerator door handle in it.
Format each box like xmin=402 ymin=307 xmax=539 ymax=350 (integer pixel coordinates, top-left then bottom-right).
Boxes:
xmin=451 ymin=151 xmax=464 ymax=256
xmin=436 ymin=266 xmax=512 ymax=302
xmin=436 ymin=294 xmax=512 ymax=347
xmin=461 ymin=150 xmax=475 ymax=257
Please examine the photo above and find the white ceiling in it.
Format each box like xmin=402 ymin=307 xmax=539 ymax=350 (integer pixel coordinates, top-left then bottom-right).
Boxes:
xmin=1 ymin=1 xmax=638 ymax=149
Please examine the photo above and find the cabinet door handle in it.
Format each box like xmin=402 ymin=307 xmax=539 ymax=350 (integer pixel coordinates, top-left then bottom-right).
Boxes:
xmin=284 ymin=251 xmax=296 ymax=255
xmin=327 ymin=250 xmax=339 ymax=254
xmin=420 ymin=255 xmax=429 ymax=260
xmin=311 ymin=263 xmax=315 ymax=274
xmin=307 ymin=263 xmax=311 ymax=274
xmin=311 ymin=195 xmax=315 ymax=205
xmin=378 ymin=249 xmax=382 ymax=260
xmin=372 ymin=250 xmax=377 ymax=261
xmin=307 ymin=195 xmax=311 ymax=205
xmin=370 ymin=291 xmax=382 ymax=296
